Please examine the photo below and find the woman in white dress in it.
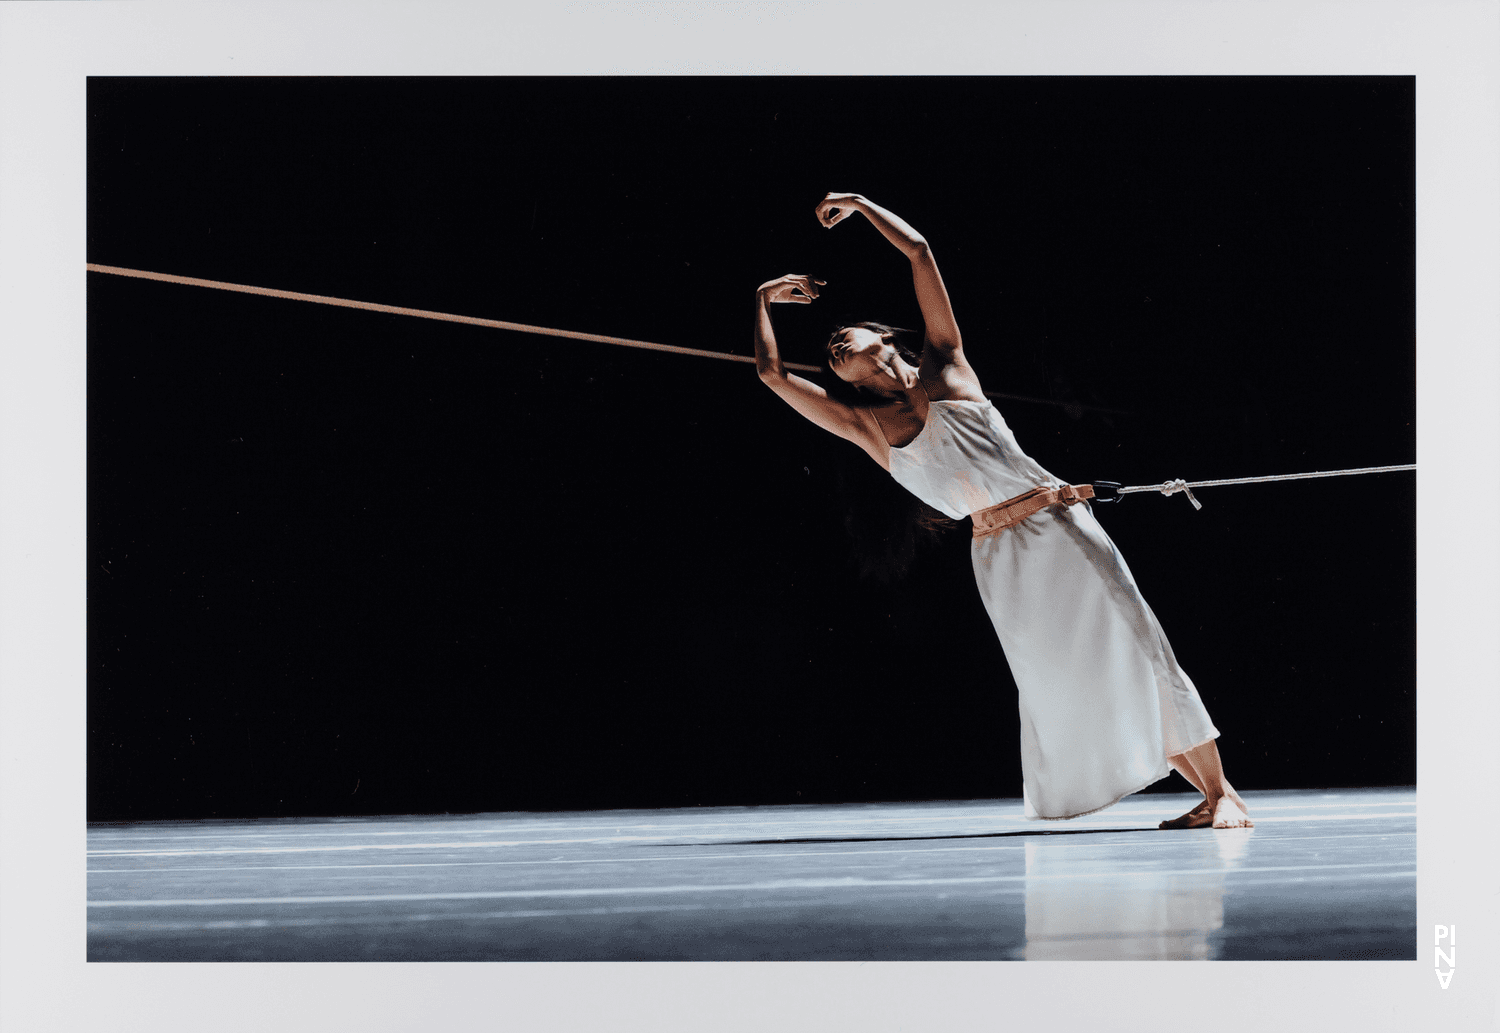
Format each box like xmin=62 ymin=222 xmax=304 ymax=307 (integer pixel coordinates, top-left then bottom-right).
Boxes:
xmin=753 ymin=192 xmax=1252 ymax=829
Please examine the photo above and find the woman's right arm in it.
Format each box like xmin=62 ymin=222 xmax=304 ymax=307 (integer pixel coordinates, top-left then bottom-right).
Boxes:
xmin=815 ymin=193 xmax=962 ymax=357
xmin=754 ymin=274 xmax=889 ymax=470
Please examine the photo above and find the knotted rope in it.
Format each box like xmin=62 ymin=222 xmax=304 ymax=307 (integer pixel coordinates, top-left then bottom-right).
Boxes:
xmin=1116 ymin=464 xmax=1417 ymax=510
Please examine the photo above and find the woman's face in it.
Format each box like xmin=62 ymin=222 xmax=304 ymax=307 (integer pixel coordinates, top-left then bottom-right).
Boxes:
xmin=828 ymin=327 xmax=896 ymax=383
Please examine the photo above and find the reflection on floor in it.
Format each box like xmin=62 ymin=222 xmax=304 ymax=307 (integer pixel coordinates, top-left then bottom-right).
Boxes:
xmin=1021 ymin=819 xmax=1248 ymax=960
xmin=87 ymin=786 xmax=1414 ymax=961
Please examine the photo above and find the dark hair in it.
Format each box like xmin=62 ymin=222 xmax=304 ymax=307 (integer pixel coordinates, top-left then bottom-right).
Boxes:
xmin=825 ymin=322 xmax=923 ymax=376
xmin=821 ymin=321 xmax=962 ymax=584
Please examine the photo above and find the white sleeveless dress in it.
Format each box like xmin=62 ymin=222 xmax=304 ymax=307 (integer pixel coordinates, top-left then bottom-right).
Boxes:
xmin=886 ymin=398 xmax=1219 ymax=819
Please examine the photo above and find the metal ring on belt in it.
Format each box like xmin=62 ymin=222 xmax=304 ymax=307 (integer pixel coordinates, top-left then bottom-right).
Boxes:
xmin=970 ymin=483 xmax=1096 ymax=539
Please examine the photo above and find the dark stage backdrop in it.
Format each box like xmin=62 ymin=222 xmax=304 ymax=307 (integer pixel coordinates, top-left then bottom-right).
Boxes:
xmin=87 ymin=77 xmax=1414 ymax=821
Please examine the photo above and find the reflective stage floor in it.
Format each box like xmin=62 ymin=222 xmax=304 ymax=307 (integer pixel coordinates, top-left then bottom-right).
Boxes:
xmin=87 ymin=786 xmax=1415 ymax=961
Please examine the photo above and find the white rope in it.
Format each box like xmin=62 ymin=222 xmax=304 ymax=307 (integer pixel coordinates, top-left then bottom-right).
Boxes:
xmin=86 ymin=263 xmax=823 ymax=373
xmin=1117 ymin=464 xmax=1417 ymax=510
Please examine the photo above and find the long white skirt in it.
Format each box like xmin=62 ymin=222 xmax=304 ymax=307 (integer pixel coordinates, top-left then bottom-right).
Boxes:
xmin=970 ymin=500 xmax=1219 ymax=819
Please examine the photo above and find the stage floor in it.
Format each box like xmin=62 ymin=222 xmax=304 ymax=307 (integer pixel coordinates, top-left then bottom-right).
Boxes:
xmin=87 ymin=786 xmax=1414 ymax=961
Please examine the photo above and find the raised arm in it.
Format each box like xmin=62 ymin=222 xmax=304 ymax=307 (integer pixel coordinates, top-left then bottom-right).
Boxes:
xmin=815 ymin=193 xmax=962 ymax=356
xmin=754 ymin=273 xmax=890 ymax=469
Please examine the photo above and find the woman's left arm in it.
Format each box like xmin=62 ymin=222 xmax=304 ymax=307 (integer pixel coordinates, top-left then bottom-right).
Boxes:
xmin=816 ymin=192 xmax=962 ymax=356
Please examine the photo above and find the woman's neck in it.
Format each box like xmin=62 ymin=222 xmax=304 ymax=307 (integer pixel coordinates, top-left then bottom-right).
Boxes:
xmin=875 ymin=377 xmax=927 ymax=405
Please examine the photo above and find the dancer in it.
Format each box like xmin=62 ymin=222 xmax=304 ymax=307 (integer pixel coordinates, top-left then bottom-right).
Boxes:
xmin=753 ymin=192 xmax=1251 ymax=829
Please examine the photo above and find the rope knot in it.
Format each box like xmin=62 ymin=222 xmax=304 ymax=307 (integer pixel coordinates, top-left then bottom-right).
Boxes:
xmin=1159 ymin=478 xmax=1203 ymax=511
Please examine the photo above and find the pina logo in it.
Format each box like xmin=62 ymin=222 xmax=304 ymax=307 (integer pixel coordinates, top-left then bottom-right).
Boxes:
xmin=1434 ymin=925 xmax=1456 ymax=989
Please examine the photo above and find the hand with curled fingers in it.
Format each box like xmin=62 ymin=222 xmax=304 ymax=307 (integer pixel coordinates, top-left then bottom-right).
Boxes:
xmin=756 ymin=273 xmax=826 ymax=305
xmin=815 ymin=192 xmax=866 ymax=228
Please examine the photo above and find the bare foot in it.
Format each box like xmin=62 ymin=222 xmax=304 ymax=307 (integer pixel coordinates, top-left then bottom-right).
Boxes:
xmin=1159 ymin=798 xmax=1213 ymax=829
xmin=1211 ymin=796 xmax=1254 ymax=829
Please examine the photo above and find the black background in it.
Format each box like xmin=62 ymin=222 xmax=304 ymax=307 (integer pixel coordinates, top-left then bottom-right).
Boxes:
xmin=87 ymin=77 xmax=1414 ymax=820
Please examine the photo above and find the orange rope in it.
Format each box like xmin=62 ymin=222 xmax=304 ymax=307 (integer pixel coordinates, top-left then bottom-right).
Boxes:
xmin=86 ymin=263 xmax=822 ymax=373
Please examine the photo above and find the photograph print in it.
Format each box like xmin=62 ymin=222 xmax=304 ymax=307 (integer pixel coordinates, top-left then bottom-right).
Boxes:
xmin=86 ymin=75 xmax=1415 ymax=961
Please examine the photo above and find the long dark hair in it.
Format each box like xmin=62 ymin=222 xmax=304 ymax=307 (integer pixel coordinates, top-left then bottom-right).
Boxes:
xmin=822 ymin=322 xmax=963 ymax=584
